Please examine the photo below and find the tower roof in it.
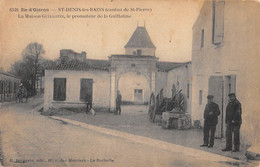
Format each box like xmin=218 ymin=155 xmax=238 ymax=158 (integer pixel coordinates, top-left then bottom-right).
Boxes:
xmin=125 ymin=26 xmax=156 ymax=49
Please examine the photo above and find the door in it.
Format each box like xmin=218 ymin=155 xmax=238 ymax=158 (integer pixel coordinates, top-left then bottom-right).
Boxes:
xmin=134 ymin=89 xmax=143 ymax=104
xmin=53 ymin=78 xmax=66 ymax=101
xmin=208 ymin=76 xmax=224 ymax=138
xmin=223 ymin=75 xmax=236 ymax=136
xmin=80 ymin=79 xmax=93 ymax=103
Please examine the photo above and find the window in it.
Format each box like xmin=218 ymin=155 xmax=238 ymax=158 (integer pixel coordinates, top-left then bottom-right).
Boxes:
xmin=137 ymin=49 xmax=142 ymax=56
xmin=14 ymin=82 xmax=17 ymax=93
xmin=134 ymin=89 xmax=143 ymax=93
xmin=187 ymin=83 xmax=190 ymax=99
xmin=228 ymin=83 xmax=231 ymax=94
xmin=53 ymin=78 xmax=66 ymax=101
xmin=80 ymin=79 xmax=93 ymax=102
xmin=0 ymin=81 xmax=3 ymax=94
xmin=199 ymin=90 xmax=203 ymax=105
xmin=212 ymin=0 xmax=225 ymax=44
xmin=201 ymin=29 xmax=204 ymax=48
xmin=9 ymin=81 xmax=12 ymax=93
xmin=134 ymin=89 xmax=143 ymax=102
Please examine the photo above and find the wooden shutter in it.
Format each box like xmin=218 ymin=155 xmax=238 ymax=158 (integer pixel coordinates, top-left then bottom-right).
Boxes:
xmin=199 ymin=90 xmax=203 ymax=105
xmin=80 ymin=79 xmax=93 ymax=102
xmin=53 ymin=78 xmax=66 ymax=101
xmin=208 ymin=76 xmax=224 ymax=138
xmin=187 ymin=83 xmax=190 ymax=99
xmin=213 ymin=0 xmax=225 ymax=44
xmin=201 ymin=29 xmax=204 ymax=48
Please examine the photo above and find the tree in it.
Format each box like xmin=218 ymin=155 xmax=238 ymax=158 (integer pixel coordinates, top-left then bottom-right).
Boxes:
xmin=22 ymin=42 xmax=45 ymax=94
xmin=10 ymin=42 xmax=45 ymax=95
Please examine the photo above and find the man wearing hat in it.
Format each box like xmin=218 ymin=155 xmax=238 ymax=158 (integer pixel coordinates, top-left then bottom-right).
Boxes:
xmin=222 ymin=93 xmax=242 ymax=152
xmin=115 ymin=90 xmax=122 ymax=115
xmin=200 ymin=95 xmax=220 ymax=148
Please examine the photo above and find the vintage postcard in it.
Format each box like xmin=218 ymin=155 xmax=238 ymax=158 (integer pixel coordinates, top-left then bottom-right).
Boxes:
xmin=0 ymin=0 xmax=259 ymax=166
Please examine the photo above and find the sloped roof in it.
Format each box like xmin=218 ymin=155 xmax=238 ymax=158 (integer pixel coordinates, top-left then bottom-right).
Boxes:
xmin=110 ymin=54 xmax=157 ymax=59
xmin=125 ymin=26 xmax=156 ymax=48
xmin=0 ymin=71 xmax=21 ymax=79
xmin=44 ymin=57 xmax=190 ymax=73
xmin=45 ymin=59 xmax=110 ymax=71
xmin=156 ymin=61 xmax=190 ymax=72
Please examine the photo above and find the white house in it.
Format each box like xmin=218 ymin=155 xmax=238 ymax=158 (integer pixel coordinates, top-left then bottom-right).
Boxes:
xmin=44 ymin=26 xmax=192 ymax=115
xmin=192 ymin=0 xmax=260 ymax=145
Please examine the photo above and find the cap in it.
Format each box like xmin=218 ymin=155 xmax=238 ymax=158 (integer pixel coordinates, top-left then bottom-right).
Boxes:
xmin=228 ymin=93 xmax=236 ymax=97
xmin=207 ymin=95 xmax=214 ymax=99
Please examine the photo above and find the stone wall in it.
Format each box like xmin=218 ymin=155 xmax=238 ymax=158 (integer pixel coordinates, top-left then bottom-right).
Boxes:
xmin=60 ymin=49 xmax=87 ymax=62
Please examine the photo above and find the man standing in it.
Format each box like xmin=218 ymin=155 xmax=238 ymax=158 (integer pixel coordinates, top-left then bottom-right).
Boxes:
xmin=115 ymin=90 xmax=122 ymax=115
xmin=222 ymin=93 xmax=242 ymax=152
xmin=200 ymin=95 xmax=220 ymax=148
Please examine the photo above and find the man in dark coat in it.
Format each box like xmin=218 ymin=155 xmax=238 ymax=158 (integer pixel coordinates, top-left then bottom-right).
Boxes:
xmin=200 ymin=95 xmax=220 ymax=148
xmin=222 ymin=93 xmax=242 ymax=152
xmin=115 ymin=90 xmax=122 ymax=115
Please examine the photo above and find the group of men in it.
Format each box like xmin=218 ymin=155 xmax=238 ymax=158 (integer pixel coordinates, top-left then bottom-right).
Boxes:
xmin=200 ymin=93 xmax=242 ymax=152
xmin=86 ymin=89 xmax=242 ymax=152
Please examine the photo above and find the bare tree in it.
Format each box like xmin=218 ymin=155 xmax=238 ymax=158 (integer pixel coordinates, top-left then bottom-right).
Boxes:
xmin=21 ymin=42 xmax=45 ymax=94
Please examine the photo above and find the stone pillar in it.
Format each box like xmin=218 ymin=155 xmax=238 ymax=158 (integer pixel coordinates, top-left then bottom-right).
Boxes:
xmin=110 ymin=69 xmax=116 ymax=111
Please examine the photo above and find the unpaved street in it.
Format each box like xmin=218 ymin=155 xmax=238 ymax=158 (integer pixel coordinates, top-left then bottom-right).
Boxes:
xmin=61 ymin=105 xmax=250 ymax=161
xmin=0 ymin=97 xmax=250 ymax=167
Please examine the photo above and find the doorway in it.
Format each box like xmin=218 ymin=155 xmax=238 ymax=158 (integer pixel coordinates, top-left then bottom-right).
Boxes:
xmin=208 ymin=76 xmax=224 ymax=138
xmin=80 ymin=78 xmax=93 ymax=103
xmin=134 ymin=89 xmax=143 ymax=104
xmin=208 ymin=75 xmax=236 ymax=138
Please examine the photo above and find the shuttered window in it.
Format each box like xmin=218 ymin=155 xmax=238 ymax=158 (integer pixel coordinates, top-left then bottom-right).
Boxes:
xmin=80 ymin=79 xmax=93 ymax=102
xmin=213 ymin=0 xmax=225 ymax=44
xmin=53 ymin=78 xmax=66 ymax=101
xmin=187 ymin=83 xmax=190 ymax=99
xmin=201 ymin=29 xmax=204 ymax=48
xmin=199 ymin=90 xmax=203 ymax=105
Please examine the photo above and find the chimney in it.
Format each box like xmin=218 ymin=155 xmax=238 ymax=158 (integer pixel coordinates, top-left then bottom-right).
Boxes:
xmin=81 ymin=51 xmax=87 ymax=60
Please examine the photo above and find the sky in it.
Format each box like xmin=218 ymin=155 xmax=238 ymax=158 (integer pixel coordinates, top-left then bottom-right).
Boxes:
xmin=0 ymin=0 xmax=205 ymax=71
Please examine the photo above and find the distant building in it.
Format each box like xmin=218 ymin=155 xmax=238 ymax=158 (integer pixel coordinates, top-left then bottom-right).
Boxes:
xmin=44 ymin=26 xmax=191 ymax=115
xmin=60 ymin=49 xmax=87 ymax=62
xmin=0 ymin=71 xmax=21 ymax=102
xmin=124 ymin=26 xmax=156 ymax=56
xmin=192 ymin=0 xmax=260 ymax=145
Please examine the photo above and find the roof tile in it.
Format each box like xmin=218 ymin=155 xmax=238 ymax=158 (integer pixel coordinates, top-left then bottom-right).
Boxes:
xmin=125 ymin=27 xmax=156 ymax=48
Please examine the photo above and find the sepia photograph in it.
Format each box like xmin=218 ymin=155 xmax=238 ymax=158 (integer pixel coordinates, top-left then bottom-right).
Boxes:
xmin=0 ymin=0 xmax=260 ymax=166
